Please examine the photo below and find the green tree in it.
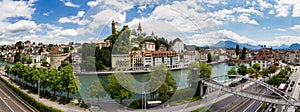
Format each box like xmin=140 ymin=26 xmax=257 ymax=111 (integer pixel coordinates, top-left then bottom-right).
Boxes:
xmin=268 ymin=65 xmax=278 ymax=74
xmin=247 ymin=67 xmax=257 ymax=78
xmin=207 ymin=53 xmax=212 ymax=63
xmin=20 ymin=55 xmax=27 ymax=64
xmin=107 ymin=72 xmax=134 ymax=104
xmin=237 ymin=64 xmax=248 ymax=76
xmin=199 ymin=62 xmax=212 ymax=78
xmin=88 ymin=79 xmax=106 ymax=106
xmin=61 ymin=64 xmax=81 ymax=100
xmin=240 ymin=47 xmax=246 ymax=60
xmin=227 ymin=67 xmax=237 ymax=75
xmin=63 ymin=47 xmax=70 ymax=53
xmin=49 ymin=68 xmax=62 ymax=96
xmin=194 ymin=62 xmax=212 ymax=97
xmin=30 ymin=66 xmax=41 ymax=94
xmin=260 ymin=69 xmax=269 ymax=81
xmin=11 ymin=62 xmax=24 ymax=82
xmin=252 ymin=63 xmax=261 ymax=72
xmin=27 ymin=56 xmax=32 ymax=64
xmin=235 ymin=44 xmax=239 ymax=56
xmin=23 ymin=65 xmax=31 ymax=87
xmin=4 ymin=64 xmax=11 ymax=74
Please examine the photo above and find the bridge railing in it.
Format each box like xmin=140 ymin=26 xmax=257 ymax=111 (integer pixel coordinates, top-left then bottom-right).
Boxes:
xmin=202 ymin=76 xmax=297 ymax=106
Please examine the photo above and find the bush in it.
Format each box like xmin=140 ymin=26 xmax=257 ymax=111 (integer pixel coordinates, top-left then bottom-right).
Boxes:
xmin=129 ymin=99 xmax=143 ymax=109
xmin=0 ymin=77 xmax=63 ymax=112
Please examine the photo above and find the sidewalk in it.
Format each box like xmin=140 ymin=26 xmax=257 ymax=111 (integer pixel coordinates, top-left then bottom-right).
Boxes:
xmin=0 ymin=76 xmax=89 ymax=112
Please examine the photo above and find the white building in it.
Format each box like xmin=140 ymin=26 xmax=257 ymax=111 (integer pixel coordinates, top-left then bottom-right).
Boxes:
xmin=251 ymin=48 xmax=278 ymax=69
xmin=183 ymin=51 xmax=196 ymax=64
xmin=172 ymin=38 xmax=184 ymax=53
xmin=143 ymin=51 xmax=152 ymax=69
xmin=144 ymin=42 xmax=155 ymax=51
xmin=287 ymin=50 xmax=300 ymax=65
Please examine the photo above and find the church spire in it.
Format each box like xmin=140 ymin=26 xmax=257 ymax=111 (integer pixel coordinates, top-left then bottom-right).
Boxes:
xmin=137 ymin=22 xmax=142 ymax=34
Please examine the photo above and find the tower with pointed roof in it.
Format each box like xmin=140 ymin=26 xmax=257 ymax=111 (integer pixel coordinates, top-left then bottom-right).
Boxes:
xmin=137 ymin=22 xmax=142 ymax=36
xmin=151 ymin=31 xmax=155 ymax=38
xmin=112 ymin=20 xmax=118 ymax=34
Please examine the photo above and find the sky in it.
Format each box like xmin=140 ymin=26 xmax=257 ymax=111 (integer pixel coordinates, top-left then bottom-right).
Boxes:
xmin=1 ymin=0 xmax=300 ymax=47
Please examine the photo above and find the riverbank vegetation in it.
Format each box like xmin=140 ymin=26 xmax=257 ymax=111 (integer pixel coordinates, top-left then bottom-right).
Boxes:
xmin=4 ymin=63 xmax=83 ymax=106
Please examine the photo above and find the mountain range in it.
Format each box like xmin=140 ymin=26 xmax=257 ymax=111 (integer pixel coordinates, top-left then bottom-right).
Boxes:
xmin=208 ymin=40 xmax=300 ymax=50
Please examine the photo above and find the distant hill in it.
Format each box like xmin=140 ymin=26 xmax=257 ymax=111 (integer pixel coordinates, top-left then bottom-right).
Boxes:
xmin=211 ymin=40 xmax=262 ymax=49
xmin=200 ymin=40 xmax=300 ymax=50
xmin=289 ymin=43 xmax=300 ymax=50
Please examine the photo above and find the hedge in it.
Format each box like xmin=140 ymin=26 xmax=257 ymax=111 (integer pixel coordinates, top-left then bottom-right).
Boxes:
xmin=0 ymin=77 xmax=63 ymax=112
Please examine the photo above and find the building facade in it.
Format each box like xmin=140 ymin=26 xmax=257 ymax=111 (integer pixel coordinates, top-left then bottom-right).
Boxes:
xmin=251 ymin=48 xmax=278 ymax=69
xmin=287 ymin=50 xmax=300 ymax=65
xmin=172 ymin=38 xmax=184 ymax=53
xmin=111 ymin=54 xmax=130 ymax=71
xmin=130 ymin=50 xmax=144 ymax=70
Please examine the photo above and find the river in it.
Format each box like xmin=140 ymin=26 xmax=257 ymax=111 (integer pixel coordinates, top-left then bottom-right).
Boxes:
xmin=75 ymin=62 xmax=239 ymax=102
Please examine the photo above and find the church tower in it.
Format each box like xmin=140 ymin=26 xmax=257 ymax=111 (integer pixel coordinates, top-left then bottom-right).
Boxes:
xmin=112 ymin=20 xmax=118 ymax=34
xmin=137 ymin=22 xmax=142 ymax=36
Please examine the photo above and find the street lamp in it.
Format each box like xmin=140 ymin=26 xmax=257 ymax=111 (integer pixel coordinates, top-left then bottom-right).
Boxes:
xmin=38 ymin=78 xmax=40 ymax=101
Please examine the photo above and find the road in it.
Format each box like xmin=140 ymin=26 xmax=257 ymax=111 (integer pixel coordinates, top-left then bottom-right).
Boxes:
xmin=209 ymin=82 xmax=262 ymax=112
xmin=0 ymin=80 xmax=37 ymax=112
xmin=287 ymin=68 xmax=300 ymax=112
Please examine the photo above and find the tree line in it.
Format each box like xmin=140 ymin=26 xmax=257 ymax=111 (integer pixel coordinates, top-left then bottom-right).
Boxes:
xmin=5 ymin=63 xmax=80 ymax=101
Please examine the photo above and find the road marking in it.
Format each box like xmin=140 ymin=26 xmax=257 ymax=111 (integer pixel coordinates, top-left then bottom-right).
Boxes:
xmin=0 ymin=96 xmax=14 ymax=112
xmin=0 ymin=85 xmax=27 ymax=112
xmin=243 ymin=100 xmax=255 ymax=112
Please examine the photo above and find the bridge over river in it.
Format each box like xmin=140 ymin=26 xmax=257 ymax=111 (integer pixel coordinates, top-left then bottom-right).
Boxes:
xmin=201 ymin=75 xmax=300 ymax=106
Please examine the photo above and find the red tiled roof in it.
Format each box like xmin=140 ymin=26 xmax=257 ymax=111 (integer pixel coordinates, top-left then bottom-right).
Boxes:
xmin=50 ymin=46 xmax=62 ymax=54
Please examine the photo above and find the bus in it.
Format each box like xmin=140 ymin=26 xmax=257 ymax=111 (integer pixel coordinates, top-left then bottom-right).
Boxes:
xmin=278 ymin=83 xmax=287 ymax=92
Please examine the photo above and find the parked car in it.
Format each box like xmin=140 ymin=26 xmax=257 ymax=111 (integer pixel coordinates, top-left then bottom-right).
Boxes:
xmin=229 ymin=83 xmax=238 ymax=87
xmin=291 ymin=81 xmax=295 ymax=87
xmin=286 ymin=79 xmax=291 ymax=84
xmin=268 ymin=107 xmax=275 ymax=112
xmin=288 ymin=87 xmax=293 ymax=92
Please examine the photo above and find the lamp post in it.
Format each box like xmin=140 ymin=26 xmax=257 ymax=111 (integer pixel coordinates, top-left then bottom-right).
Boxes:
xmin=38 ymin=78 xmax=40 ymax=101
xmin=144 ymin=91 xmax=146 ymax=111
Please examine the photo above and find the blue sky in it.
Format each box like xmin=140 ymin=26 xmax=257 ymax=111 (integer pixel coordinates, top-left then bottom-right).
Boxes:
xmin=1 ymin=0 xmax=300 ymax=46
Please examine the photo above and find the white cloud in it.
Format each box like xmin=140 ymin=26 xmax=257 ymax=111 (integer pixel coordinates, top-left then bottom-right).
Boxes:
xmin=6 ymin=20 xmax=37 ymax=33
xmin=269 ymin=10 xmax=275 ymax=14
xmin=275 ymin=4 xmax=290 ymax=17
xmin=0 ymin=0 xmax=36 ymax=21
xmin=261 ymin=36 xmax=300 ymax=46
xmin=292 ymin=4 xmax=300 ymax=17
xmin=60 ymin=0 xmax=80 ymax=8
xmin=87 ymin=1 xmax=100 ymax=7
xmin=236 ymin=14 xmax=259 ymax=25
xmin=43 ymin=12 xmax=50 ymax=16
xmin=59 ymin=29 xmax=78 ymax=37
xmin=277 ymin=28 xmax=287 ymax=31
xmin=211 ymin=7 xmax=261 ymax=25
xmin=257 ymin=0 xmax=273 ymax=10
xmin=58 ymin=11 xmax=85 ymax=24
xmin=274 ymin=0 xmax=300 ymax=17
xmin=290 ymin=25 xmax=300 ymax=31
xmin=183 ymin=30 xmax=255 ymax=46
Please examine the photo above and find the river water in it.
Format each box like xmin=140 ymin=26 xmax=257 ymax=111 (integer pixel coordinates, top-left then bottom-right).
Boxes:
xmin=75 ymin=62 xmax=238 ymax=102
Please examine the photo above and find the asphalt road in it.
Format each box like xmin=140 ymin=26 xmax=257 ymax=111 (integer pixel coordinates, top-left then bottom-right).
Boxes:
xmin=0 ymin=80 xmax=37 ymax=112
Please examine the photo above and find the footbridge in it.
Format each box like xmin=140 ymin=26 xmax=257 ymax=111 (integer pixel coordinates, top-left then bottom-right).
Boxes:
xmin=201 ymin=75 xmax=300 ymax=106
